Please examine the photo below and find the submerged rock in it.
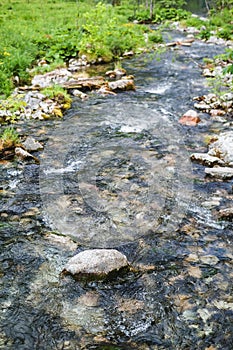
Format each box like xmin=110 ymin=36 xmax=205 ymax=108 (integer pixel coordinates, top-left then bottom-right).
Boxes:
xmin=62 ymin=249 xmax=129 ymax=280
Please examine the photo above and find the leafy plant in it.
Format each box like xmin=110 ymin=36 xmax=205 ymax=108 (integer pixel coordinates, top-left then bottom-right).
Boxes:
xmin=223 ymin=64 xmax=233 ymax=74
xmin=199 ymin=29 xmax=211 ymax=40
xmin=217 ymin=25 xmax=233 ymax=40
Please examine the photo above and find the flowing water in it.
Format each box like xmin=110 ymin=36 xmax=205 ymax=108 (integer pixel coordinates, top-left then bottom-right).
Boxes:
xmin=1 ymin=30 xmax=233 ymax=349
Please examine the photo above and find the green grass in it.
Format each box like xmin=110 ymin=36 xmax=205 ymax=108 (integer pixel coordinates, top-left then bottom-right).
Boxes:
xmin=0 ymin=127 xmax=19 ymax=150
xmin=0 ymin=0 xmax=162 ymax=97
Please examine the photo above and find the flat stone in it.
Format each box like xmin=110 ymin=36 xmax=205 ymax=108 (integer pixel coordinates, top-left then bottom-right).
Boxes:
xmin=190 ymin=153 xmax=224 ymax=166
xmin=108 ymin=78 xmax=135 ymax=91
xmin=202 ymin=199 xmax=221 ymax=208
xmin=205 ymin=167 xmax=233 ymax=179
xmin=32 ymin=68 xmax=72 ymax=88
xmin=200 ymin=255 xmax=219 ymax=265
xmin=194 ymin=102 xmax=211 ymax=110
xmin=62 ymin=249 xmax=129 ymax=280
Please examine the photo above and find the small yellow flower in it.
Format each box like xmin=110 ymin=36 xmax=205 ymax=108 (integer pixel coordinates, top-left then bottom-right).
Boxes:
xmin=3 ymin=51 xmax=10 ymax=56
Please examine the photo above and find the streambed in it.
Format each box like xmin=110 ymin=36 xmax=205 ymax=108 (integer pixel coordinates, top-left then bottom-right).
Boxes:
xmin=0 ymin=30 xmax=233 ymax=350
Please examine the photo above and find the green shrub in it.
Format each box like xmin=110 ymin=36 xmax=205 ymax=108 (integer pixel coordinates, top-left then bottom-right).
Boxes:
xmin=0 ymin=0 xmax=162 ymax=96
xmin=148 ymin=31 xmax=163 ymax=43
xmin=183 ymin=16 xmax=207 ymax=29
xmin=199 ymin=29 xmax=211 ymax=40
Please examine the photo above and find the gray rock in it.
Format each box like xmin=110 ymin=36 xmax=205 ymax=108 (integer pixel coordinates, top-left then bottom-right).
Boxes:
xmin=32 ymin=68 xmax=72 ymax=88
xmin=207 ymin=36 xmax=226 ymax=45
xmin=68 ymin=57 xmax=89 ymax=71
xmin=22 ymin=136 xmax=43 ymax=152
xmin=71 ymin=89 xmax=88 ymax=100
xmin=205 ymin=167 xmax=233 ymax=179
xmin=63 ymin=249 xmax=129 ymax=280
xmin=63 ymin=249 xmax=129 ymax=279
xmin=108 ymin=78 xmax=135 ymax=91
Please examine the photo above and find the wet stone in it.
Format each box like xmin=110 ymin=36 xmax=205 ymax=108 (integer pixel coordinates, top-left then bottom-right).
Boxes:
xmin=205 ymin=167 xmax=233 ymax=179
xmin=62 ymin=249 xmax=129 ymax=280
xmin=22 ymin=136 xmax=43 ymax=152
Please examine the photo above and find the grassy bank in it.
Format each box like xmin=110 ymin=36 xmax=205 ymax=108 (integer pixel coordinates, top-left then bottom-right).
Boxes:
xmin=0 ymin=0 xmax=162 ymax=98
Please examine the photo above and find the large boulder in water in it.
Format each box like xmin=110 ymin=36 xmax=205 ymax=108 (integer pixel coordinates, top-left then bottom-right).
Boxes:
xmin=62 ymin=249 xmax=129 ymax=281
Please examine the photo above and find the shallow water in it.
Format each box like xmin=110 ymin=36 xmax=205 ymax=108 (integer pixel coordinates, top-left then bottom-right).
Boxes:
xmin=1 ymin=31 xmax=233 ymax=349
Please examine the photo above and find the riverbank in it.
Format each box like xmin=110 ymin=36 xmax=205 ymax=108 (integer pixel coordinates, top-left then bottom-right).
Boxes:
xmin=1 ymin=17 xmax=232 ymax=162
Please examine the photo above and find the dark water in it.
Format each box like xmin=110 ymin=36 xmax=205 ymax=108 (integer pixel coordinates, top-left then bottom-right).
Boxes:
xmin=1 ymin=31 xmax=233 ymax=349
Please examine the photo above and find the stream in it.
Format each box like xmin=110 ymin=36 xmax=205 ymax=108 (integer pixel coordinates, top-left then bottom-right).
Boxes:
xmin=0 ymin=29 xmax=233 ymax=350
